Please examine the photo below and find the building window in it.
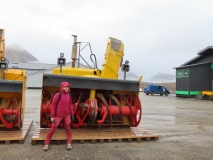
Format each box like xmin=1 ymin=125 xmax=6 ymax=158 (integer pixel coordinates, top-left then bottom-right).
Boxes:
xmin=177 ymin=70 xmax=182 ymax=78
xmin=177 ymin=69 xmax=189 ymax=78
xmin=182 ymin=69 xmax=189 ymax=77
xmin=211 ymin=62 xmax=213 ymax=69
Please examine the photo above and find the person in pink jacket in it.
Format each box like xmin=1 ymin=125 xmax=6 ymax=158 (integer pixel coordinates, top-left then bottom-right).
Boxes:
xmin=43 ymin=82 xmax=74 ymax=151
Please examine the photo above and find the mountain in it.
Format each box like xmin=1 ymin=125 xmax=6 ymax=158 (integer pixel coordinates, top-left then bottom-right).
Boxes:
xmin=5 ymin=44 xmax=39 ymax=63
xmin=150 ymin=73 xmax=175 ymax=82
xmin=118 ymin=71 xmax=139 ymax=80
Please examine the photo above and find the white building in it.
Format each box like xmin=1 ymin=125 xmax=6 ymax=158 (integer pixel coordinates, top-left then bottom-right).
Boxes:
xmin=8 ymin=62 xmax=88 ymax=88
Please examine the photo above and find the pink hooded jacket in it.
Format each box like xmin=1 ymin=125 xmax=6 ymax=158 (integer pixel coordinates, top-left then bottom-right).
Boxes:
xmin=51 ymin=82 xmax=74 ymax=118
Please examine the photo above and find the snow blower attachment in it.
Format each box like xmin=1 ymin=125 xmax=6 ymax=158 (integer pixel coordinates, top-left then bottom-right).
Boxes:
xmin=0 ymin=29 xmax=27 ymax=129
xmin=40 ymin=36 xmax=142 ymax=128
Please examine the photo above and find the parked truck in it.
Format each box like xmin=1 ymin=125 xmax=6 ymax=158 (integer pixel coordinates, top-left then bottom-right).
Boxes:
xmin=144 ymin=84 xmax=170 ymax=96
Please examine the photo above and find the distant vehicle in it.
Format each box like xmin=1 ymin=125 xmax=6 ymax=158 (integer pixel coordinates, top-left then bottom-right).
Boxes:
xmin=11 ymin=62 xmax=19 ymax=68
xmin=144 ymin=84 xmax=170 ymax=96
xmin=139 ymin=88 xmax=143 ymax=92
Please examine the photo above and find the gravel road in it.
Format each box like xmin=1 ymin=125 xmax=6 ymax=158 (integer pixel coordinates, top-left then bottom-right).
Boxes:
xmin=0 ymin=89 xmax=212 ymax=160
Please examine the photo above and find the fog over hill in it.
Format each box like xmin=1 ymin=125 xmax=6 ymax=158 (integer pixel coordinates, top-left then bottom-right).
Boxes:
xmin=150 ymin=73 xmax=175 ymax=82
xmin=118 ymin=71 xmax=139 ymax=80
xmin=118 ymin=71 xmax=176 ymax=83
xmin=5 ymin=44 xmax=39 ymax=63
xmin=3 ymin=45 xmax=176 ymax=85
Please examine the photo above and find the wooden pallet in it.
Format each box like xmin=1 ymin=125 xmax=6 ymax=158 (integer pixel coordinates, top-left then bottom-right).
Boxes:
xmin=0 ymin=119 xmax=33 ymax=144
xmin=31 ymin=126 xmax=159 ymax=144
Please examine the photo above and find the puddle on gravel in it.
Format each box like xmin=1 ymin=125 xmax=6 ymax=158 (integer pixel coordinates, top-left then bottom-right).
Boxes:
xmin=140 ymin=93 xmax=213 ymax=126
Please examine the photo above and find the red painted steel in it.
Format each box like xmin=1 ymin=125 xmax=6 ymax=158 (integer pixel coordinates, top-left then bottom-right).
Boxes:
xmin=0 ymin=98 xmax=21 ymax=129
xmin=40 ymin=91 xmax=142 ymax=128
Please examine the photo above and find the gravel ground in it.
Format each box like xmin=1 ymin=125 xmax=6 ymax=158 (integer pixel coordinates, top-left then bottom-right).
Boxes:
xmin=0 ymin=89 xmax=213 ymax=160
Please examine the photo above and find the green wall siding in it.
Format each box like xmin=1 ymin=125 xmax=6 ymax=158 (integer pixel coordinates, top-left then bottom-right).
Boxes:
xmin=190 ymin=91 xmax=200 ymax=95
xmin=176 ymin=90 xmax=200 ymax=95
xmin=176 ymin=90 xmax=189 ymax=95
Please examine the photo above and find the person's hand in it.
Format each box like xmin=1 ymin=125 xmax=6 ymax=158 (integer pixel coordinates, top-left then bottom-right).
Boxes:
xmin=71 ymin=115 xmax=75 ymax=122
xmin=51 ymin=118 xmax=55 ymax=123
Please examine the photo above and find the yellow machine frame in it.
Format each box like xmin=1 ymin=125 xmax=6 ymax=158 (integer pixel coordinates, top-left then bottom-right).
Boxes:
xmin=52 ymin=37 xmax=142 ymax=102
xmin=0 ymin=29 xmax=27 ymax=128
xmin=41 ymin=36 xmax=142 ymax=128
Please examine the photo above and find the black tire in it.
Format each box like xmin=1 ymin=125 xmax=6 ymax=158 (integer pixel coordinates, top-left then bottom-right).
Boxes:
xmin=151 ymin=92 xmax=154 ymax=96
xmin=146 ymin=93 xmax=149 ymax=95
xmin=165 ymin=93 xmax=168 ymax=96
xmin=160 ymin=94 xmax=163 ymax=96
xmin=197 ymin=94 xmax=203 ymax=100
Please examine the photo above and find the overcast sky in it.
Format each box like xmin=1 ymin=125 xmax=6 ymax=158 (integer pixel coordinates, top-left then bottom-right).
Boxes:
xmin=1 ymin=0 xmax=213 ymax=81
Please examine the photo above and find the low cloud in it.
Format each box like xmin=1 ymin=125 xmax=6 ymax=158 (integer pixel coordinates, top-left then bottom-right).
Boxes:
xmin=1 ymin=0 xmax=213 ymax=80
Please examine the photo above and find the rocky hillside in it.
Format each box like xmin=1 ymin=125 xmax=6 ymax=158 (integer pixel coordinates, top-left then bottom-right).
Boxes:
xmin=5 ymin=44 xmax=39 ymax=63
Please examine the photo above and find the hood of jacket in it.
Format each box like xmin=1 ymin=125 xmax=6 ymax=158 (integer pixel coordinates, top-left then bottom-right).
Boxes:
xmin=60 ymin=82 xmax=70 ymax=93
